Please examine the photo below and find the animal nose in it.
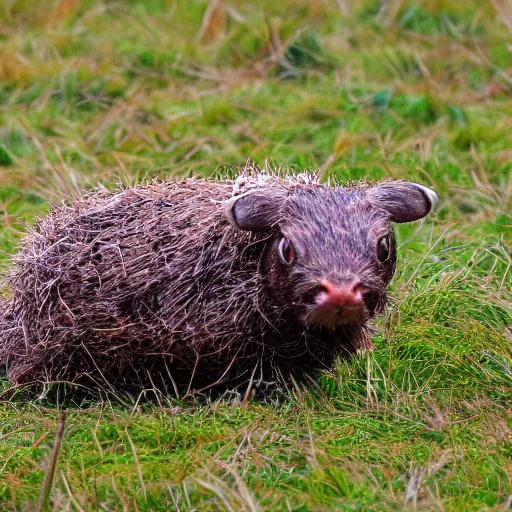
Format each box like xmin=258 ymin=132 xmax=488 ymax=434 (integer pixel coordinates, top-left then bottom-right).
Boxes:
xmin=317 ymin=279 xmax=365 ymax=308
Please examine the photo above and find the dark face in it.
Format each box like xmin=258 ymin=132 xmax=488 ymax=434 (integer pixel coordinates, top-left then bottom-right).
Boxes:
xmin=224 ymin=179 xmax=438 ymax=330
xmin=265 ymin=189 xmax=396 ymax=328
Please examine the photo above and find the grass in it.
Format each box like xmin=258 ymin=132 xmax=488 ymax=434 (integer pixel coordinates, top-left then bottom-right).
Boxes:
xmin=0 ymin=0 xmax=511 ymax=510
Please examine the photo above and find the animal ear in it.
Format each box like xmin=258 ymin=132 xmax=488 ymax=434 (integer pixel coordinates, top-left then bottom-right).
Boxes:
xmin=223 ymin=189 xmax=287 ymax=232
xmin=367 ymin=181 xmax=439 ymax=223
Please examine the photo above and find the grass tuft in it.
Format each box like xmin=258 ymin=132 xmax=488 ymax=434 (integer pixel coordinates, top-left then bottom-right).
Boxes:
xmin=0 ymin=146 xmax=14 ymax=167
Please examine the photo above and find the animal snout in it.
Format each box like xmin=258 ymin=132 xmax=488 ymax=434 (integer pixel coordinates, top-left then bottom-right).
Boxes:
xmin=305 ymin=278 xmax=368 ymax=328
xmin=316 ymin=279 xmax=365 ymax=309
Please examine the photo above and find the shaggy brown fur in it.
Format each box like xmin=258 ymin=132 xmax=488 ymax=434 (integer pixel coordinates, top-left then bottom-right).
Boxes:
xmin=0 ymin=165 xmax=437 ymax=396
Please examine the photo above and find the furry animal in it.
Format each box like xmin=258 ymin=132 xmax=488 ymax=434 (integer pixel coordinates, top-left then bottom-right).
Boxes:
xmin=0 ymin=167 xmax=438 ymax=396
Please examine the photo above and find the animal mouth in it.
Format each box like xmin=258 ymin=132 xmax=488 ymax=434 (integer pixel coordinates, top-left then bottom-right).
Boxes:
xmin=306 ymin=303 xmax=368 ymax=328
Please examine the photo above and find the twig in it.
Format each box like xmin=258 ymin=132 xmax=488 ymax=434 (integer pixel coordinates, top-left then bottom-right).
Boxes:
xmin=38 ymin=413 xmax=67 ymax=512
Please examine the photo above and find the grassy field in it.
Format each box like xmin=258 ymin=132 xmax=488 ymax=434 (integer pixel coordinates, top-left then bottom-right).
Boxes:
xmin=0 ymin=0 xmax=511 ymax=510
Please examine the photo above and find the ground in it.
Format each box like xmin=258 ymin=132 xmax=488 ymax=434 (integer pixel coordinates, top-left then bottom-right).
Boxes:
xmin=0 ymin=0 xmax=511 ymax=510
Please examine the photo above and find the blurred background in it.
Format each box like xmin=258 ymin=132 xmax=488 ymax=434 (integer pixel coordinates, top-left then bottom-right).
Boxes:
xmin=1 ymin=2 xmax=511 ymax=188
xmin=0 ymin=1 xmax=511 ymax=510
xmin=2 ymin=0 xmax=510 ymax=277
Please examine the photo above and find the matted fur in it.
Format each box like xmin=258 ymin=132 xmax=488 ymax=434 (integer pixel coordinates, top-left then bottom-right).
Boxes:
xmin=0 ymin=164 xmax=408 ymax=396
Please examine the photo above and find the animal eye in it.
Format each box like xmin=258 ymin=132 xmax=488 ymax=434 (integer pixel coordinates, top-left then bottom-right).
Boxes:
xmin=278 ymin=237 xmax=296 ymax=266
xmin=376 ymin=235 xmax=391 ymax=263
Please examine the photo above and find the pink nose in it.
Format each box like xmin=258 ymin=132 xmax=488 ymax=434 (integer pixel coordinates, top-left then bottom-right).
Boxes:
xmin=317 ymin=279 xmax=365 ymax=308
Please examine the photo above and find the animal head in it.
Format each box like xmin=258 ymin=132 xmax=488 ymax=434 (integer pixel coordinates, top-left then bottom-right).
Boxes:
xmin=224 ymin=180 xmax=438 ymax=330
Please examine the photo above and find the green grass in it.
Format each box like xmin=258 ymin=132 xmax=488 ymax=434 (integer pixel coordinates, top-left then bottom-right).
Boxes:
xmin=0 ymin=0 xmax=511 ymax=510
